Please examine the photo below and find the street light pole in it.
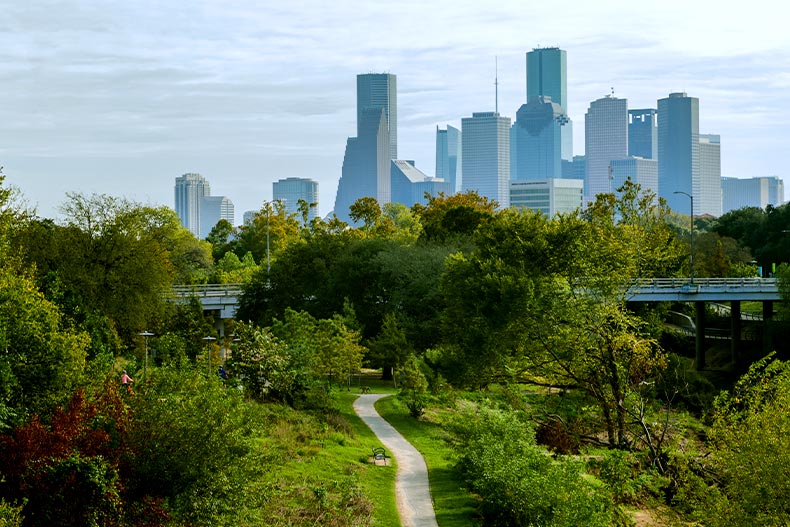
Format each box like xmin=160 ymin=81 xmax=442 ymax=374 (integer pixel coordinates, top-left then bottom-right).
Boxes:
xmin=138 ymin=331 xmax=154 ymax=380
xmin=203 ymin=336 xmax=216 ymax=376
xmin=674 ymin=191 xmax=694 ymax=284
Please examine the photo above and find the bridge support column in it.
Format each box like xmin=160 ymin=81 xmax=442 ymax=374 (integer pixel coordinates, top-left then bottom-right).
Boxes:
xmin=763 ymin=300 xmax=774 ymax=354
xmin=731 ymin=301 xmax=741 ymax=367
xmin=695 ymin=301 xmax=706 ymax=370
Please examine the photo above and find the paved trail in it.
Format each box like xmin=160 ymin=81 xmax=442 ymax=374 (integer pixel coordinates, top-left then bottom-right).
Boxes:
xmin=353 ymin=394 xmax=439 ymax=527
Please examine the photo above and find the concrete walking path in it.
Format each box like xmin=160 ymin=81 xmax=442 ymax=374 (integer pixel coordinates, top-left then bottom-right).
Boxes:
xmin=353 ymin=393 xmax=439 ymax=527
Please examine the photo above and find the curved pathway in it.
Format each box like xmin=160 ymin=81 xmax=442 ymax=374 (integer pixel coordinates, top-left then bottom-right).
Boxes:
xmin=353 ymin=393 xmax=439 ymax=527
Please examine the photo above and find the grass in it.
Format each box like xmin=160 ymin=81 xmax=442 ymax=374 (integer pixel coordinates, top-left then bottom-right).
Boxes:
xmin=374 ymin=395 xmax=480 ymax=527
xmin=239 ymin=390 xmax=400 ymax=526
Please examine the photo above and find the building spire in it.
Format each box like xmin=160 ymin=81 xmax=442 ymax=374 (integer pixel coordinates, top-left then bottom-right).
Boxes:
xmin=495 ymin=56 xmax=499 ymax=114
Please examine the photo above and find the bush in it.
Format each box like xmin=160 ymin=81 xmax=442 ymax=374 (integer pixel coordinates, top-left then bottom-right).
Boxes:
xmin=451 ymin=405 xmax=623 ymax=527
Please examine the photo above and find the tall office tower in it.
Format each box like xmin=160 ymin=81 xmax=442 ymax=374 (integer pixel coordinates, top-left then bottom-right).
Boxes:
xmin=628 ymin=109 xmax=658 ymax=159
xmin=357 ymin=73 xmax=397 ymax=160
xmin=527 ymin=47 xmax=566 ymax=108
xmin=436 ymin=125 xmax=462 ymax=192
xmin=526 ymin=47 xmax=573 ymax=162
xmin=658 ymin=92 xmax=699 ymax=214
xmin=512 ymin=96 xmax=570 ymax=180
xmin=610 ymin=157 xmax=658 ymax=197
xmin=510 ymin=178 xmax=583 ymax=217
xmin=461 ymin=112 xmax=511 ymax=207
xmin=334 ymin=107 xmax=391 ymax=223
xmin=199 ymin=196 xmax=234 ymax=239
xmin=391 ymin=160 xmax=453 ymax=207
xmin=721 ymin=176 xmax=785 ymax=213
xmin=243 ymin=210 xmax=256 ymax=225
xmin=698 ymin=134 xmax=722 ymax=216
xmin=273 ymin=177 xmax=319 ymax=221
xmin=585 ymin=96 xmax=628 ymax=203
xmin=174 ymin=173 xmax=210 ymax=237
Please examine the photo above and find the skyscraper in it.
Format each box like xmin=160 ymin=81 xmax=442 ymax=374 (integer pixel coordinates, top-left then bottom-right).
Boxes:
xmin=585 ymin=96 xmax=628 ymax=202
xmin=436 ymin=125 xmax=462 ymax=192
xmin=525 ymin=47 xmax=572 ymax=162
xmin=658 ymin=92 xmax=699 ymax=214
xmin=512 ymin=96 xmax=570 ymax=180
xmin=698 ymin=134 xmax=722 ymax=216
xmin=357 ymin=73 xmax=397 ymax=160
xmin=527 ymin=47 xmax=566 ymax=108
xmin=334 ymin=73 xmax=397 ymax=223
xmin=273 ymin=177 xmax=319 ymax=221
xmin=174 ymin=173 xmax=210 ymax=237
xmin=628 ymin=109 xmax=658 ymax=159
xmin=200 ymin=196 xmax=234 ymax=239
xmin=461 ymin=112 xmax=511 ymax=207
xmin=334 ymin=107 xmax=391 ymax=223
xmin=610 ymin=157 xmax=658 ymax=197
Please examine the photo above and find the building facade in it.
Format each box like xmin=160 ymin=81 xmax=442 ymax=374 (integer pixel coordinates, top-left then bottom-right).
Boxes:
xmin=461 ymin=112 xmax=511 ymax=208
xmin=199 ymin=196 xmax=234 ymax=239
xmin=273 ymin=177 xmax=319 ymax=221
xmin=585 ymin=96 xmax=628 ymax=203
xmin=698 ymin=134 xmax=722 ymax=217
xmin=526 ymin=46 xmax=572 ymax=162
xmin=357 ymin=73 xmax=397 ymax=160
xmin=721 ymin=176 xmax=785 ymax=213
xmin=512 ymin=96 xmax=570 ymax=181
xmin=510 ymin=178 xmax=584 ymax=217
xmin=391 ymin=160 xmax=452 ymax=207
xmin=435 ymin=125 xmax=462 ymax=193
xmin=628 ymin=109 xmax=658 ymax=160
xmin=610 ymin=157 xmax=659 ymax=197
xmin=174 ymin=172 xmax=210 ymax=238
xmin=658 ymin=92 xmax=699 ymax=214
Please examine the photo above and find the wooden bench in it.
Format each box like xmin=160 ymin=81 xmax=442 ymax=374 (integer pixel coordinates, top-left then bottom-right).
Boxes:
xmin=372 ymin=447 xmax=389 ymax=465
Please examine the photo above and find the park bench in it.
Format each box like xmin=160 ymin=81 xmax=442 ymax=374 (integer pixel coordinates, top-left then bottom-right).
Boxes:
xmin=371 ymin=447 xmax=389 ymax=465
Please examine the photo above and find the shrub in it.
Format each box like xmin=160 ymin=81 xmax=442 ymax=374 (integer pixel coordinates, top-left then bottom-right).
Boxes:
xmin=451 ymin=405 xmax=623 ymax=527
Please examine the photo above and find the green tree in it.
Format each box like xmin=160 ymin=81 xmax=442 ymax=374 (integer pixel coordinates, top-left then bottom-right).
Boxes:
xmin=412 ymin=190 xmax=497 ymax=243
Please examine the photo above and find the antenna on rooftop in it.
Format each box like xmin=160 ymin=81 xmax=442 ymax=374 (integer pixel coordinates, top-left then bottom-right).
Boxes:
xmin=495 ymin=56 xmax=499 ymax=114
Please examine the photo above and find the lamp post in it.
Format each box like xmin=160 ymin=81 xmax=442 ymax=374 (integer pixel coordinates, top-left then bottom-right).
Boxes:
xmin=265 ymin=199 xmax=286 ymax=275
xmin=203 ymin=336 xmax=216 ymax=376
xmin=674 ymin=191 xmax=694 ymax=284
xmin=138 ymin=331 xmax=154 ymax=380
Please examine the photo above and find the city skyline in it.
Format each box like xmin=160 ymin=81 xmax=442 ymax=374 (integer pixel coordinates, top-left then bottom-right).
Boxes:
xmin=2 ymin=1 xmax=789 ymax=222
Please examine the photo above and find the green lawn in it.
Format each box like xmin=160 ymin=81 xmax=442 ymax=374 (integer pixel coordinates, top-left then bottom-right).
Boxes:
xmin=374 ymin=395 xmax=480 ymax=527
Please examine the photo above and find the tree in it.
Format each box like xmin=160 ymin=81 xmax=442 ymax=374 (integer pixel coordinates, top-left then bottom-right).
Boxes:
xmin=412 ymin=190 xmax=497 ymax=243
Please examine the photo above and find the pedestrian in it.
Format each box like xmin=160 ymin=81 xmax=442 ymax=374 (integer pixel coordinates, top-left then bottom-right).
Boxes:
xmin=121 ymin=370 xmax=134 ymax=394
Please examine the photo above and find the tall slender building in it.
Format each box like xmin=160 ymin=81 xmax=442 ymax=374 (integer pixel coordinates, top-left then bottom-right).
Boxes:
xmin=585 ymin=95 xmax=628 ymax=202
xmin=698 ymin=134 xmax=722 ymax=216
xmin=658 ymin=92 xmax=699 ymax=214
xmin=175 ymin=173 xmax=210 ymax=237
xmin=334 ymin=73 xmax=396 ymax=223
xmin=436 ymin=125 xmax=462 ymax=192
xmin=357 ymin=73 xmax=397 ymax=160
xmin=628 ymin=109 xmax=658 ymax=159
xmin=525 ymin=47 xmax=572 ymax=162
xmin=273 ymin=177 xmax=319 ymax=221
xmin=512 ymin=96 xmax=569 ymax=180
xmin=461 ymin=112 xmax=511 ymax=207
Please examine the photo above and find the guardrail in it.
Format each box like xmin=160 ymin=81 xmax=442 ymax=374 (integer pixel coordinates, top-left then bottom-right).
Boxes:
xmin=170 ymin=284 xmax=244 ymax=297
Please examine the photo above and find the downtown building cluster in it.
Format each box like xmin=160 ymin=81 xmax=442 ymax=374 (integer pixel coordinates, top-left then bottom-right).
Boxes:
xmin=333 ymin=48 xmax=783 ymax=223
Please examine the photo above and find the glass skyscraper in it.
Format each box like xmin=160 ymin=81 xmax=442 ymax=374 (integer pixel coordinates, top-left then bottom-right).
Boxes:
xmin=461 ymin=112 xmax=511 ymax=208
xmin=391 ymin=160 xmax=452 ymax=207
xmin=585 ymin=96 xmax=628 ymax=203
xmin=435 ymin=125 xmax=462 ymax=192
xmin=357 ymin=73 xmax=397 ymax=160
xmin=175 ymin=173 xmax=210 ymax=238
xmin=658 ymin=92 xmax=699 ymax=214
xmin=610 ymin=157 xmax=658 ymax=198
xmin=200 ymin=196 xmax=234 ymax=239
xmin=722 ymin=176 xmax=784 ymax=213
xmin=527 ymin=47 xmax=566 ymax=108
xmin=512 ymin=96 xmax=569 ymax=180
xmin=628 ymin=109 xmax=657 ymax=160
xmin=273 ymin=177 xmax=319 ymax=221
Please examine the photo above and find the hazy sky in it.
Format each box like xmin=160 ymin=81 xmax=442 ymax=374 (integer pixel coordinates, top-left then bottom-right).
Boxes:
xmin=3 ymin=0 xmax=789 ymax=223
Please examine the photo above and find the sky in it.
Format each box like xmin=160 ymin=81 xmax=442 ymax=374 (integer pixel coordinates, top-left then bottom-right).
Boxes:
xmin=2 ymin=0 xmax=790 ymax=224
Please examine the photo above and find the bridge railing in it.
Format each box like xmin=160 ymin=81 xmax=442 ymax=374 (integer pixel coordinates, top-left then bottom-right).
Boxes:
xmin=631 ymin=278 xmax=777 ymax=288
xmin=170 ymin=284 xmax=244 ymax=298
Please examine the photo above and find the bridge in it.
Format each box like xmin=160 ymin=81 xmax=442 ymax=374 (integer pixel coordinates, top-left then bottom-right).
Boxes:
xmin=171 ymin=278 xmax=784 ymax=370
